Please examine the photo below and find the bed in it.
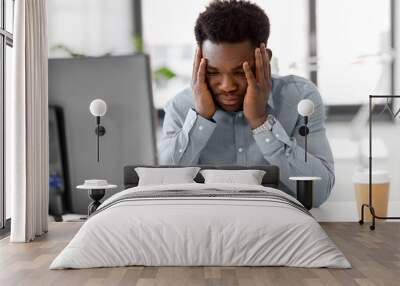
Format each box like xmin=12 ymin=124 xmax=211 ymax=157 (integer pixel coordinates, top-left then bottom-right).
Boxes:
xmin=50 ymin=165 xmax=350 ymax=269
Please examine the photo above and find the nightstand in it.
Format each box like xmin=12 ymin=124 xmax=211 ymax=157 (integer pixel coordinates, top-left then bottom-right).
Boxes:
xmin=77 ymin=180 xmax=117 ymax=216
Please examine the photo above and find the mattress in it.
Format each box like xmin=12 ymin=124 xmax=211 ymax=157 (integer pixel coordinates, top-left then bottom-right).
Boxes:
xmin=50 ymin=183 xmax=351 ymax=269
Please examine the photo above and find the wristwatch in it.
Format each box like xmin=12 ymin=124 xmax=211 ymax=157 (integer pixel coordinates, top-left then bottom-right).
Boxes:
xmin=252 ymin=114 xmax=276 ymax=135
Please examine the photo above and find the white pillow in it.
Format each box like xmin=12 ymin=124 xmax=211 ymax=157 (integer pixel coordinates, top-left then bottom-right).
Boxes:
xmin=135 ymin=167 xmax=201 ymax=186
xmin=200 ymin=169 xmax=266 ymax=185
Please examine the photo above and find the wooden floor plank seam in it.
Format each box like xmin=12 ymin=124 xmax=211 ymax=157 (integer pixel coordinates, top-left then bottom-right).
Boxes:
xmin=0 ymin=222 xmax=399 ymax=286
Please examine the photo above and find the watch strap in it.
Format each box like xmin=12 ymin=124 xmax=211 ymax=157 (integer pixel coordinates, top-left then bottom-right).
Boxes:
xmin=252 ymin=115 xmax=275 ymax=135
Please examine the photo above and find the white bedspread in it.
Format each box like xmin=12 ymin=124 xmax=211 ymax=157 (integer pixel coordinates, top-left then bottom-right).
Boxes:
xmin=50 ymin=183 xmax=351 ymax=269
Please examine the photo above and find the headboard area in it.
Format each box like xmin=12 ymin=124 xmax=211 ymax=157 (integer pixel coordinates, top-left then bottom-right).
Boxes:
xmin=124 ymin=165 xmax=280 ymax=189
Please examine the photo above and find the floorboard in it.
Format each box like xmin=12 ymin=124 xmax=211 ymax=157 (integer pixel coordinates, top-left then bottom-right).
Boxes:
xmin=0 ymin=222 xmax=399 ymax=286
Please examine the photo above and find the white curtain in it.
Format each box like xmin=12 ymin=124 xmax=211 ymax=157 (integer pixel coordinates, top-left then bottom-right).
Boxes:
xmin=7 ymin=0 xmax=49 ymax=242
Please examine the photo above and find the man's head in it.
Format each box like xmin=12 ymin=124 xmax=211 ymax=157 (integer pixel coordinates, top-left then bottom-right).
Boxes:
xmin=194 ymin=0 xmax=271 ymax=112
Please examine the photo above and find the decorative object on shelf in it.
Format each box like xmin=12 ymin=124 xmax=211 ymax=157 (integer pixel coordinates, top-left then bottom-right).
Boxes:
xmin=297 ymin=99 xmax=315 ymax=162
xmin=77 ymin=179 xmax=117 ymax=216
xmin=359 ymin=95 xmax=400 ymax=231
xmin=89 ymin=99 xmax=107 ymax=162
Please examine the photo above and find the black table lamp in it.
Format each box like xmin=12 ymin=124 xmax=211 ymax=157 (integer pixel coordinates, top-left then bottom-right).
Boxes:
xmin=297 ymin=99 xmax=315 ymax=162
xmin=89 ymin=99 xmax=107 ymax=162
xmin=289 ymin=99 xmax=320 ymax=210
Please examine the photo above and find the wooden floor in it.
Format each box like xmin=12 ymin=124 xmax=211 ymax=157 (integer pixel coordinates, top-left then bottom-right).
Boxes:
xmin=0 ymin=222 xmax=399 ymax=286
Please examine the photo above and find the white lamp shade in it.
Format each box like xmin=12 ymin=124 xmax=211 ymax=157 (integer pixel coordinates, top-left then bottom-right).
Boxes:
xmin=297 ymin=99 xmax=315 ymax=116
xmin=89 ymin=99 xmax=107 ymax=117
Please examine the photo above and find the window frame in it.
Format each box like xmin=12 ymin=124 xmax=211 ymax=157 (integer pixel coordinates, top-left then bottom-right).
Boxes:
xmin=310 ymin=0 xmax=396 ymax=121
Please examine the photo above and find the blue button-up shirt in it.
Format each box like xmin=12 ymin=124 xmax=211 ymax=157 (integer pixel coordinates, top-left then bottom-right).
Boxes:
xmin=158 ymin=74 xmax=335 ymax=207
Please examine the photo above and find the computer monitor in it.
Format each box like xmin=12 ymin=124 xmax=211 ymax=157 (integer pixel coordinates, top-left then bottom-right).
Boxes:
xmin=49 ymin=54 xmax=158 ymax=214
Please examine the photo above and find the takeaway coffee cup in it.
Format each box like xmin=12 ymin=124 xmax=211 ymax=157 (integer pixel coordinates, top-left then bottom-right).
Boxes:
xmin=353 ymin=170 xmax=390 ymax=221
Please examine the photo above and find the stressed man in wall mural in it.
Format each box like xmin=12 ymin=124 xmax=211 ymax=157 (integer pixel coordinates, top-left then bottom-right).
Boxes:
xmin=159 ymin=0 xmax=334 ymax=207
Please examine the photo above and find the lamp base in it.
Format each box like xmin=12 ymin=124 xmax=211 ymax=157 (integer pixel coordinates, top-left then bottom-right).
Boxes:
xmin=88 ymin=189 xmax=105 ymax=215
xmin=289 ymin=176 xmax=321 ymax=210
xmin=296 ymin=180 xmax=313 ymax=210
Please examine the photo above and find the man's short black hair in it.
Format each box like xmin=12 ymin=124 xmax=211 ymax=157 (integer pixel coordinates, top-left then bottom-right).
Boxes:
xmin=194 ymin=0 xmax=270 ymax=47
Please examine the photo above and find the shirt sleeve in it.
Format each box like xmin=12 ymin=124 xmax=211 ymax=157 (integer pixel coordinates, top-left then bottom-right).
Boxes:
xmin=253 ymin=84 xmax=335 ymax=208
xmin=159 ymin=103 xmax=217 ymax=165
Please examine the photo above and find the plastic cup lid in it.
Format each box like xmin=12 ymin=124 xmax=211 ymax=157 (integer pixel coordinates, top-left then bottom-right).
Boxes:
xmin=352 ymin=169 xmax=390 ymax=184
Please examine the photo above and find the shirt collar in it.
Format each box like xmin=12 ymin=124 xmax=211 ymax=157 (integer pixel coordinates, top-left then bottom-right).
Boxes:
xmin=267 ymin=78 xmax=274 ymax=109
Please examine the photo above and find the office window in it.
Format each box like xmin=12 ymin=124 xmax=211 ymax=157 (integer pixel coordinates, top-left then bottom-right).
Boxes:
xmin=142 ymin=0 xmax=210 ymax=109
xmin=142 ymin=0 xmax=309 ymax=109
xmin=48 ymin=0 xmax=134 ymax=58
xmin=316 ymin=0 xmax=391 ymax=106
xmin=256 ymin=0 xmax=308 ymax=79
xmin=1 ymin=0 xmax=14 ymax=230
xmin=5 ymin=0 xmax=13 ymax=32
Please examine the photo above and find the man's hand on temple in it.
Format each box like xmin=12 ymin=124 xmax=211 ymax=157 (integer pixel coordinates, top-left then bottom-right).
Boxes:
xmin=243 ymin=42 xmax=271 ymax=129
xmin=191 ymin=47 xmax=216 ymax=120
